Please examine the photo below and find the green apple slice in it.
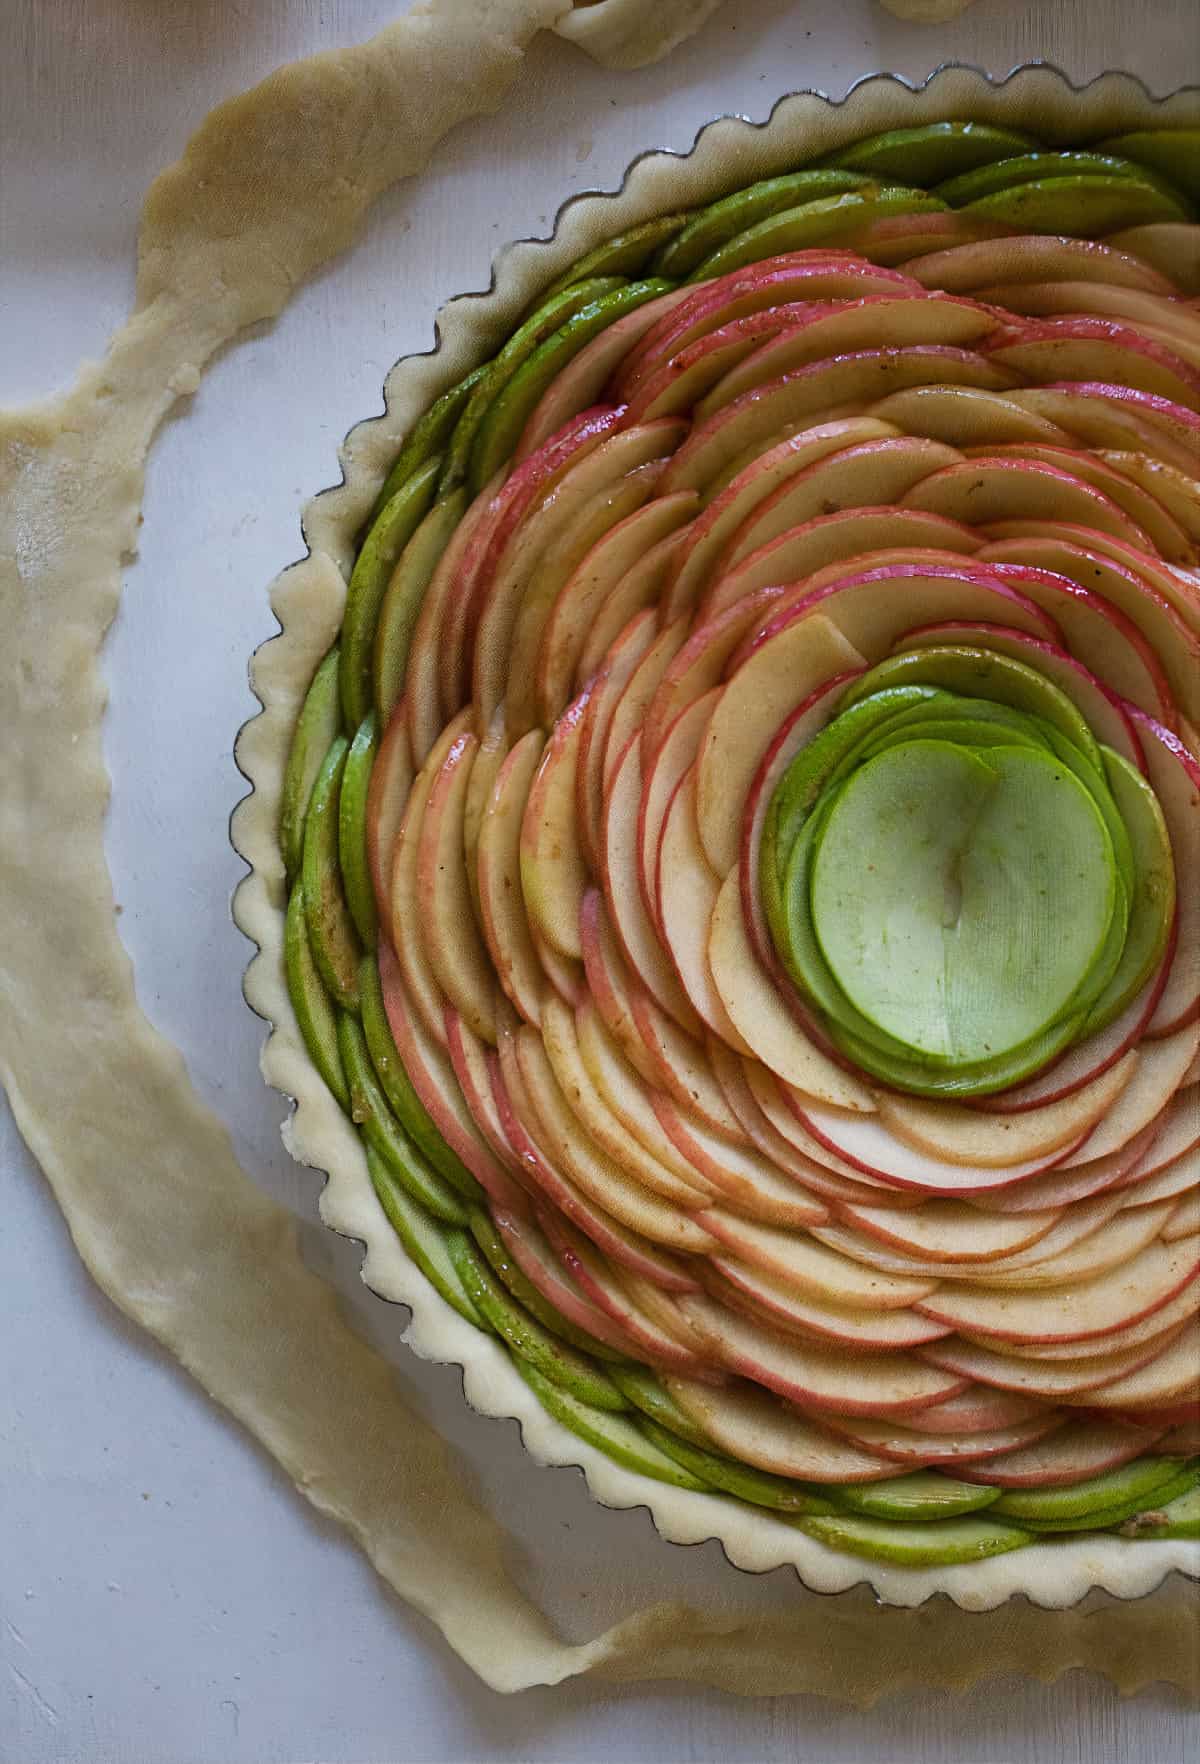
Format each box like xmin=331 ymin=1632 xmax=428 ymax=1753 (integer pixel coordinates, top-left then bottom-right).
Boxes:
xmin=809 ymin=740 xmax=1118 ymax=1063
xmin=640 ymin=1417 xmax=838 ymax=1514
xmin=938 ymin=150 xmax=1170 ymax=206
xmin=652 ymin=169 xmax=877 ymax=279
xmin=366 ymin=1150 xmax=485 ymax=1329
xmin=280 ymin=645 xmax=341 ymax=881
xmin=1096 ymin=129 xmax=1200 ymax=202
xmin=336 ymin=1015 xmax=471 ymax=1227
xmin=470 ymin=1209 xmax=629 ymax=1364
xmin=373 ymin=488 xmax=466 ymax=726
xmin=541 ymin=213 xmax=692 ymax=301
xmin=961 ymin=175 xmax=1190 ymax=235
xmin=691 ymin=187 xmax=946 ymax=281
xmin=302 ymin=734 xmax=361 ymax=1012
xmin=446 ymin=1232 xmax=628 ymax=1410
xmin=819 ymin=121 xmax=1039 ymax=185
xmin=1016 ymin=1465 xmax=1200 ymax=1532
xmin=339 ymin=454 xmax=441 ymax=728
xmin=338 ymin=713 xmax=379 ymax=948
xmin=283 ymin=880 xmax=350 ymax=1112
xmin=1121 ymin=1481 xmax=1200 ymax=1538
xmin=365 ymin=365 xmax=486 ymax=527
xmin=832 ymin=1471 xmax=1002 ymax=1522
xmin=607 ymin=1365 xmax=713 ymax=1446
xmin=1080 ymin=746 xmax=1177 ymax=1034
xmin=513 ymin=1362 xmax=713 ymax=1492
xmin=992 ymin=1455 xmax=1187 ymax=1522
xmin=800 ymin=1512 xmax=1032 ymax=1566
xmin=470 ymin=279 xmax=673 ymax=491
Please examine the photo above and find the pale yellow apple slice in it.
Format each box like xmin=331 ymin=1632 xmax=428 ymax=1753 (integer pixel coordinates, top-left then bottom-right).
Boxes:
xmin=835 ymin=1200 xmax=1062 ymax=1264
xmin=1116 ymin=1100 xmax=1199 ymax=1181
xmin=416 ymin=726 xmax=497 ymax=1044
xmin=822 ymin=1410 xmax=1064 ymax=1466
xmin=975 ymin=278 xmax=1200 ymax=346
xmin=443 ymin=1004 xmax=529 ymax=1183
xmin=916 ymin=1240 xmax=1200 ymax=1343
xmin=697 ymin=613 xmax=865 ymax=876
xmin=677 ymin=1294 xmax=964 ymax=1418
xmin=573 ymin=997 xmax=718 ymax=1189
xmin=986 ymin=327 xmax=1200 ymax=410
xmin=462 ymin=708 xmax=508 ymax=932
xmin=601 ymin=735 xmax=704 ymax=1033
xmin=530 ymin=927 xmax=584 ymax=1009
xmin=744 ymin=1065 xmax=903 ymax=1187
xmin=796 ymin=1100 xmax=1094 ymax=1195
xmin=538 ymin=1212 xmax=711 ymax=1372
xmin=878 ymin=1057 xmax=1139 ymax=1169
xmin=963 ymin=1276 xmax=1199 ymax=1361
xmin=476 ymin=730 xmax=546 ymax=1026
xmin=576 ymin=606 xmax=657 ymax=875
xmin=905 ymin=235 xmax=1177 ymax=297
xmin=536 ymin=489 xmax=698 ymax=724
xmin=660 ymin=417 xmax=898 ymax=616
xmin=539 ymin=994 xmax=715 ymax=1207
xmin=1116 ymin=1146 xmax=1198 ymax=1209
xmin=518 ymin=690 xmax=590 ymax=963
xmin=708 ymin=871 xmax=878 ymax=1113
xmin=702 ymin=295 xmax=999 ymax=410
xmin=1135 ymin=716 xmax=1200 ymax=1036
xmin=649 ymin=1092 xmax=828 ymax=1229
xmin=902 ymin=455 xmax=1159 ymax=548
xmin=967 ymin=1201 xmax=1174 ymax=1291
xmin=697 ymin=1209 xmax=936 ymax=1310
xmin=1069 ymin=1319 xmax=1200 ymax=1410
xmin=577 ymin=887 xmax=662 ymax=1086
xmin=812 ymin=1191 xmax=1122 ymax=1282
xmin=868 ymin=384 xmax=1071 ymax=447
xmin=575 ymin=527 xmax=690 ymax=689
xmin=1101 ymin=451 xmax=1200 ymax=547
xmin=922 ymin=1330 xmax=1188 ymax=1400
xmin=655 ymin=769 xmax=748 ymax=1047
xmin=949 ymin=1420 xmax=1160 ymax=1487
xmin=614 ymin=1268 xmax=714 ymax=1356
xmin=1009 ymin=389 xmax=1200 ymax=481
xmin=707 ymin=1260 xmax=949 ymax=1351
xmin=664 ymin=348 xmax=1013 ymax=496
xmin=404 ymin=483 xmax=498 ymax=765
xmin=1062 ymin=1024 xmax=1200 ymax=1164
xmin=388 ymin=710 xmax=472 ymax=1045
xmin=642 ymin=588 xmax=781 ymax=766
xmin=1106 ymin=223 xmax=1200 ymax=295
xmin=973 ymin=443 xmax=1193 ymax=565
xmin=599 ymin=617 xmax=690 ymax=796
xmin=626 ymin=982 xmax=748 ymax=1141
xmin=639 ymin=688 xmax=719 ymax=929
xmin=664 ymin=1378 xmax=896 ymax=1482
xmin=1161 ymin=1188 xmax=1200 ymax=1242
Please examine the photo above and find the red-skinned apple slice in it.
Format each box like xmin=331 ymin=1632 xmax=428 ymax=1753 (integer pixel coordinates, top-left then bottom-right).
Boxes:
xmin=578 ymin=886 xmax=660 ymax=1086
xmin=491 ymin=1207 xmax=649 ymax=1360
xmin=902 ymin=454 xmax=1160 ymax=551
xmin=984 ymin=318 xmax=1200 ymax=409
xmin=575 ymin=607 xmax=657 ymax=875
xmin=575 ymin=527 xmax=691 ymax=689
xmin=476 ymin=730 xmax=546 ymax=1026
xmin=1012 ymin=383 xmax=1200 ymax=478
xmin=625 ymin=981 xmax=747 ymax=1141
xmin=1117 ymin=1143 xmax=1198 ymax=1209
xmin=639 ymin=689 xmax=720 ymax=930
xmin=1121 ymin=1095 xmax=1200 ymax=1181
xmin=869 ymin=383 xmax=1073 ymax=447
xmin=365 ymin=699 xmax=414 ymax=921
xmin=973 ymin=277 xmax=1200 ymax=348
xmin=875 ymin=1384 xmax=1048 ymax=1435
xmin=1129 ymin=713 xmax=1200 ymax=1037
xmin=1106 ymin=223 xmax=1200 ymax=294
xmin=698 ymin=611 xmax=865 ymax=877
xmin=905 ymin=234 xmax=1178 ymax=297
xmin=916 ymin=1239 xmax=1200 ymax=1344
xmin=537 ymin=1210 xmax=712 ymax=1373
xmin=519 ymin=688 xmax=591 ymax=963
xmin=793 ymin=1100 xmax=1090 ymax=1195
xmin=614 ymin=1268 xmax=716 ymax=1358
xmin=964 ymin=1275 xmax=1198 ymax=1361
xmin=416 ymin=727 xmax=497 ymax=1042
xmin=1100 ymin=452 xmax=1200 ymax=548
xmin=822 ymin=1410 xmax=1063 ymax=1466
xmin=664 ymin=1377 xmax=897 ymax=1482
xmin=1082 ymin=1320 xmax=1199 ymax=1410
xmin=405 ymin=479 xmax=500 ymax=766
xmin=571 ymin=997 xmax=710 ymax=1190
xmin=706 ymin=1259 xmax=950 ymax=1352
xmin=600 ymin=617 xmax=689 ymax=795
xmin=922 ymin=1329 xmax=1189 ymax=1400
xmin=388 ymin=710 xmax=472 ymax=1045
xmin=982 ymin=1120 xmax=1165 ymax=1216
xmin=708 ymin=871 xmax=878 ymax=1112
xmin=655 ymin=769 xmax=749 ymax=1046
xmin=1061 ymin=1024 xmax=1200 ymax=1164
xmin=535 ymin=490 xmax=698 ymax=724
xmin=642 ymin=587 xmax=782 ymax=767
xmin=964 ymin=1201 xmax=1174 ymax=1292
xmin=662 ymin=348 xmax=1014 ymax=497
xmin=743 ymin=1062 xmax=902 ymax=1189
xmin=443 ymin=1005 xmax=529 ymax=1186
xmin=968 ymin=443 xmax=1193 ymax=565
xmin=623 ymin=309 xmax=791 ymax=426
xmin=698 ymin=1209 xmax=936 ymax=1311
xmin=676 ymin=1294 xmax=965 ymax=1418
xmin=834 ymin=1200 xmax=1062 ymax=1264
xmin=649 ymin=1091 xmax=828 ymax=1229
xmin=952 ymin=1420 xmax=1162 ymax=1486
xmin=1161 ymin=1187 xmax=1200 ymax=1239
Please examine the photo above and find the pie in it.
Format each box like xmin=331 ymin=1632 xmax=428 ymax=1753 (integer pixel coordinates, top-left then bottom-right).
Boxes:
xmin=241 ymin=90 xmax=1200 ymax=1581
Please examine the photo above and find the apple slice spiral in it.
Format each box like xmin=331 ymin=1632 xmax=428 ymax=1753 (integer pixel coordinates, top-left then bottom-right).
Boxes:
xmin=277 ymin=119 xmax=1200 ymax=1561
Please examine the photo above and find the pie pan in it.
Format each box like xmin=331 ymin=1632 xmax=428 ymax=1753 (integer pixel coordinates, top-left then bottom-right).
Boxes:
xmin=232 ymin=61 xmax=1200 ymax=1609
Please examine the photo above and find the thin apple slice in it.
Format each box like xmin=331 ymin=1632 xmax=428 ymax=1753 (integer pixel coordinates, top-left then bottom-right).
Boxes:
xmin=662 ymin=348 xmax=1015 ymax=497
xmin=539 ymin=995 xmax=714 ymax=1207
xmin=626 ymin=983 xmax=747 ymax=1142
xmin=490 ymin=1207 xmax=648 ymax=1360
xmin=984 ymin=318 xmax=1200 ymax=409
xmin=535 ymin=490 xmax=698 ymax=724
xmin=915 ymin=1239 xmax=1200 ymax=1343
xmin=744 ymin=1062 xmax=901 ymax=1189
xmin=974 ymin=278 xmax=1200 ymax=351
xmin=1106 ymin=223 xmax=1200 ymax=295
xmin=639 ymin=689 xmax=720 ymax=928
xmin=664 ymin=1377 xmax=897 ymax=1482
xmin=388 ymin=710 xmax=471 ymax=1045
xmin=1132 ymin=713 xmax=1200 ymax=1037
xmin=643 ymin=587 xmax=782 ymax=766
xmin=650 ymin=1092 xmax=828 ymax=1229
xmin=1061 ymin=1024 xmax=1200 ymax=1164
xmin=677 ymin=1294 xmax=965 ymax=1418
xmin=868 ymin=384 xmax=1072 ymax=447
xmin=1120 ymin=1146 xmax=1199 ymax=1209
xmin=966 ymin=1202 xmax=1174 ymax=1292
xmin=794 ymin=1100 xmax=1088 ymax=1196
xmin=970 ymin=443 xmax=1194 ymax=563
xmin=576 ymin=527 xmax=690 ymax=687
xmin=922 ymin=1331 xmax=1186 ymax=1399
xmin=965 ymin=1276 xmax=1199 ymax=1360
xmin=698 ymin=612 xmax=865 ymax=877
xmin=874 ymin=1384 xmax=1047 ymax=1435
xmin=364 ymin=700 xmax=414 ymax=921
xmin=834 ymin=1200 xmax=1062 ymax=1264
xmin=539 ymin=1213 xmax=712 ymax=1374
xmin=698 ymin=1210 xmax=936 ymax=1311
xmin=902 ymin=455 xmax=1161 ymax=550
xmin=952 ymin=1421 xmax=1163 ymax=1487
xmin=519 ymin=690 xmax=590 ymax=963
xmin=415 ymin=728 xmax=496 ymax=1043
xmin=404 ymin=480 xmax=500 ymax=765
xmin=811 ymin=1192 xmax=1123 ymax=1283
xmin=1101 ymin=452 xmax=1200 ymax=548
xmin=981 ymin=1123 xmax=1162 ymax=1216
xmin=823 ymin=1411 xmax=1063 ymax=1466
xmin=477 ymin=730 xmax=546 ymax=1026
xmin=655 ymin=770 xmax=748 ymax=1046
xmin=572 ymin=997 xmax=710 ymax=1189
xmin=1011 ymin=384 xmax=1200 ymax=478
xmin=1161 ymin=1188 xmax=1200 ymax=1239
xmin=904 ymin=233 xmax=1178 ymax=297
xmin=576 ymin=607 xmax=657 ymax=874
xmin=877 ymin=1057 xmax=1138 ymax=1169
xmin=708 ymin=871 xmax=877 ymax=1113
xmin=578 ymin=886 xmax=660 ymax=1086
xmin=1081 ymin=1320 xmax=1199 ymax=1410
xmin=600 ymin=616 xmax=689 ymax=795
xmin=443 ymin=1006 xmax=529 ymax=1185
xmin=661 ymin=418 xmax=899 ymax=617
xmin=1124 ymin=1095 xmax=1200 ymax=1180
xmin=708 ymin=1260 xmax=950 ymax=1351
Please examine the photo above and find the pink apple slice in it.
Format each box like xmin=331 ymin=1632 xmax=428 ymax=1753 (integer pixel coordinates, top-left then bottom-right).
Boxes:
xmin=364 ymin=699 xmax=414 ymax=921
xmin=823 ymin=1410 xmax=1063 ymax=1466
xmin=664 ymin=1377 xmax=897 ymax=1482
xmin=964 ymin=1202 xmax=1174 ymax=1293
xmin=905 ymin=233 xmax=1178 ymax=297
xmin=698 ymin=611 xmax=865 ymax=877
xmin=491 ymin=1208 xmax=648 ymax=1359
xmin=539 ymin=1213 xmax=712 ymax=1373
xmin=1121 ymin=1094 xmax=1200 ymax=1181
xmin=578 ymin=886 xmax=661 ymax=1086
xmin=922 ymin=1330 xmax=1189 ymax=1400
xmin=518 ymin=688 xmax=590 ymax=963
xmin=662 ymin=347 xmax=1016 ymax=497
xmin=655 ymin=770 xmax=748 ymax=1046
xmin=879 ymin=1384 xmax=1049 ymax=1435
xmin=414 ymin=728 xmax=497 ymax=1043
xmin=388 ymin=712 xmax=470 ymax=1045
xmin=600 ymin=616 xmax=689 ymax=795
xmin=793 ymin=1100 xmax=1089 ymax=1195
xmin=834 ymin=1200 xmax=1062 ymax=1265
xmin=1061 ymin=1024 xmax=1200 ymax=1164
xmin=707 ymin=1260 xmax=950 ymax=1352
xmin=1100 ymin=451 xmax=1200 ymax=548
xmin=697 ymin=1209 xmax=936 ymax=1310
xmin=1161 ymin=1187 xmax=1200 ymax=1240
xmin=642 ymin=587 xmax=782 ymax=767
xmin=575 ymin=606 xmax=657 ymax=875
xmin=916 ymin=1239 xmax=1200 ymax=1344
xmin=1012 ymin=383 xmax=1200 ymax=476
xmin=708 ymin=871 xmax=877 ymax=1112
xmin=744 ymin=1061 xmax=904 ymax=1189
xmin=1081 ymin=1319 xmax=1200 ymax=1411
xmin=476 ymin=730 xmax=546 ymax=1026
xmin=985 ymin=318 xmax=1200 ymax=409
xmin=569 ymin=998 xmax=706 ymax=1190
xmin=952 ymin=1419 xmax=1163 ymax=1486
xmin=968 ymin=442 xmax=1193 ymax=565
xmin=443 ymin=1006 xmax=529 ymax=1187
xmin=1130 ymin=713 xmax=1200 ymax=1037
xmin=964 ymin=1276 xmax=1199 ymax=1361
xmin=625 ymin=982 xmax=748 ymax=1141
xmin=649 ymin=1091 xmax=828 ymax=1229
xmin=901 ymin=454 xmax=1161 ymax=551
xmin=404 ymin=479 xmax=500 ymax=765
xmin=982 ymin=1120 xmax=1165 ymax=1216
xmin=575 ymin=527 xmax=691 ymax=688
xmin=639 ymin=689 xmax=720 ymax=929
xmin=676 ymin=1294 xmax=965 ymax=1417
xmin=974 ymin=277 xmax=1200 ymax=342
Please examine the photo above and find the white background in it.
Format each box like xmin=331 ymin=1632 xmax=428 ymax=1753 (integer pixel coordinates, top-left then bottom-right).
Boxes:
xmin=2 ymin=3 xmax=1198 ymax=1760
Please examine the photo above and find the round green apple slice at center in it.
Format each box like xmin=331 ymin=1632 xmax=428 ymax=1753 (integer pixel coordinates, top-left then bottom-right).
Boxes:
xmin=809 ymin=740 xmax=1119 ymax=1063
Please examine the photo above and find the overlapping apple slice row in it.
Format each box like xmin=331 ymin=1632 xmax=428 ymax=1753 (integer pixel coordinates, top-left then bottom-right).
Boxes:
xmin=346 ymin=236 xmax=1200 ymax=1496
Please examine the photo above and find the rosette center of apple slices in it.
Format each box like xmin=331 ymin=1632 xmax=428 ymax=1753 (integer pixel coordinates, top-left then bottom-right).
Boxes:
xmin=283 ymin=155 xmax=1200 ymax=1541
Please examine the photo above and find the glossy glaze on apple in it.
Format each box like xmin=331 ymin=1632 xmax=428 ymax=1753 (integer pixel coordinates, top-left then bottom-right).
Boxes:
xmin=280 ymin=122 xmax=1200 ymax=1564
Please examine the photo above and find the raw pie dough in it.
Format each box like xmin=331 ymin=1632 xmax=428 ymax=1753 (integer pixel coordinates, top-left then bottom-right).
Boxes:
xmin=1 ymin=0 xmax=1196 ymax=1696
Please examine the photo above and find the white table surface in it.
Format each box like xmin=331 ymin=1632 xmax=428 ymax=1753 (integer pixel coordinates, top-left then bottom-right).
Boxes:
xmin=3 ymin=3 xmax=1198 ymax=1760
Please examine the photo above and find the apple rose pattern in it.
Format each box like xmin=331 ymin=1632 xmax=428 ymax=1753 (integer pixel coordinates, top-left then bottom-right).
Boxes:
xmin=277 ymin=121 xmax=1200 ymax=1565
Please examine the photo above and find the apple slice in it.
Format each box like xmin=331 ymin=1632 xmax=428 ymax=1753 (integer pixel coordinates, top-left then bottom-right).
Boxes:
xmin=698 ymin=612 xmax=865 ymax=877
xmin=600 ymin=616 xmax=689 ymax=795
xmin=535 ymin=489 xmax=697 ymax=724
xmin=388 ymin=710 xmax=471 ymax=1045
xmin=655 ymin=770 xmax=748 ymax=1046
xmin=539 ymin=1213 xmax=712 ymax=1374
xmin=823 ymin=1411 xmax=1063 ymax=1466
xmin=905 ymin=233 xmax=1178 ymax=297
xmin=626 ymin=982 xmax=748 ymax=1142
xmin=575 ymin=527 xmax=690 ymax=688
xmin=1120 ymin=1146 xmax=1199 ymax=1209
xmin=1106 ymin=223 xmax=1200 ymax=295
xmin=1101 ymin=452 xmax=1200 ymax=548
xmin=664 ymin=1377 xmax=897 ymax=1482
xmin=662 ymin=347 xmax=1015 ymax=497
xmin=743 ymin=1062 xmax=903 ymax=1189
xmin=518 ymin=689 xmax=590 ymax=963
xmin=571 ymin=998 xmax=711 ymax=1189
xmin=676 ymin=1294 xmax=965 ymax=1418
xmin=965 ymin=1202 xmax=1174 ymax=1292
xmin=1131 ymin=712 xmax=1200 ymax=1038
xmin=984 ymin=318 xmax=1200 ymax=409
xmin=922 ymin=1332 xmax=1187 ymax=1400
xmin=952 ymin=1421 xmax=1162 ymax=1487
xmin=964 ymin=1276 xmax=1199 ymax=1361
xmin=982 ymin=1120 xmax=1165 ymax=1216
xmin=868 ymin=384 xmax=1072 ymax=447
xmin=1161 ymin=1188 xmax=1200 ymax=1239
xmin=1123 ymin=1094 xmax=1200 ymax=1180
xmin=1011 ymin=384 xmax=1200 ymax=477
xmin=707 ymin=1260 xmax=950 ymax=1351
xmin=642 ymin=587 xmax=782 ymax=767
xmin=404 ymin=478 xmax=500 ymax=765
xmin=697 ymin=1209 xmax=936 ymax=1310
xmin=639 ymin=689 xmax=720 ymax=929
xmin=443 ymin=1006 xmax=529 ymax=1183
xmin=834 ymin=1200 xmax=1062 ymax=1264
xmin=902 ymin=455 xmax=1161 ymax=551
xmin=708 ymin=871 xmax=877 ymax=1112
xmin=650 ymin=1092 xmax=828 ymax=1229
xmin=364 ymin=700 xmax=414 ymax=922
xmin=491 ymin=1208 xmax=649 ymax=1360
xmin=793 ymin=1100 xmax=1088 ymax=1196
xmin=575 ymin=607 xmax=657 ymax=874
xmin=415 ymin=728 xmax=496 ymax=1043
xmin=915 ymin=1239 xmax=1200 ymax=1343
xmin=970 ymin=443 xmax=1193 ymax=565
xmin=874 ymin=1384 xmax=1047 ymax=1435
xmin=476 ymin=730 xmax=546 ymax=1026
xmin=1082 ymin=1320 xmax=1199 ymax=1411
xmin=1061 ymin=1023 xmax=1200 ymax=1164
xmin=578 ymin=886 xmax=660 ymax=1086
